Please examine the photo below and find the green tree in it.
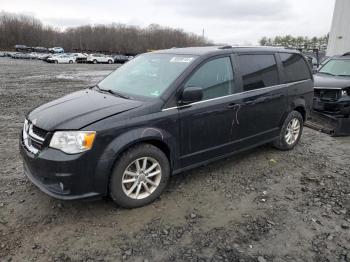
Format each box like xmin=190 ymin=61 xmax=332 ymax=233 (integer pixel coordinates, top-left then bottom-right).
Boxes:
xmin=259 ymin=35 xmax=329 ymax=51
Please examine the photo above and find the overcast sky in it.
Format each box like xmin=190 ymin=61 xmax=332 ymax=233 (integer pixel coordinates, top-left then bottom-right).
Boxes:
xmin=1 ymin=0 xmax=335 ymax=44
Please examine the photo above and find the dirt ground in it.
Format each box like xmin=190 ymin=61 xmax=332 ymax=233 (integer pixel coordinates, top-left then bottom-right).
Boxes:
xmin=0 ymin=57 xmax=349 ymax=262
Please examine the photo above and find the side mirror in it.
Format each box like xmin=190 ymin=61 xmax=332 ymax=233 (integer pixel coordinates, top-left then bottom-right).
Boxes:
xmin=180 ymin=87 xmax=203 ymax=104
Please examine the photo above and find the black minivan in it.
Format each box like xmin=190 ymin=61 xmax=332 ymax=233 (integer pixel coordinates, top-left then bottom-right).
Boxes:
xmin=20 ymin=46 xmax=314 ymax=208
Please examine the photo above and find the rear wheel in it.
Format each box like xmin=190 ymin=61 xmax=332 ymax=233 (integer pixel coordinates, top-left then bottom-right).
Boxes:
xmin=69 ymin=60 xmax=73 ymax=64
xmin=109 ymin=143 xmax=170 ymax=208
xmin=273 ymin=110 xmax=303 ymax=151
xmin=108 ymin=59 xmax=113 ymax=64
xmin=93 ymin=59 xmax=98 ymax=64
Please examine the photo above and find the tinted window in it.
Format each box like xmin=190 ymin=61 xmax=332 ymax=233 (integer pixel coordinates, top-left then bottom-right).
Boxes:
xmin=238 ymin=54 xmax=279 ymax=91
xmin=185 ymin=57 xmax=235 ymax=100
xmin=280 ymin=53 xmax=311 ymax=83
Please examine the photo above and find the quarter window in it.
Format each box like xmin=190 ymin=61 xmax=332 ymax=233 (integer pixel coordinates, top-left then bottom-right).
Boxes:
xmin=238 ymin=54 xmax=279 ymax=91
xmin=184 ymin=57 xmax=235 ymax=100
xmin=280 ymin=53 xmax=311 ymax=83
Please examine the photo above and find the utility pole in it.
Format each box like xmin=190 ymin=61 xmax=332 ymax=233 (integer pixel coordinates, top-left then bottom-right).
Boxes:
xmin=202 ymin=28 xmax=205 ymax=39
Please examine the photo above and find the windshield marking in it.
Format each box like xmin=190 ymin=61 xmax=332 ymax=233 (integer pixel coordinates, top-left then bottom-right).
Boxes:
xmin=170 ymin=57 xmax=194 ymax=63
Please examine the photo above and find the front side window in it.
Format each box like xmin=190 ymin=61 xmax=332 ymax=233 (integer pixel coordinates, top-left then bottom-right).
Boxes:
xmin=319 ymin=59 xmax=350 ymax=77
xmin=237 ymin=54 xmax=279 ymax=91
xmin=280 ymin=53 xmax=311 ymax=82
xmin=184 ymin=57 xmax=235 ymax=100
xmin=99 ymin=53 xmax=197 ymax=98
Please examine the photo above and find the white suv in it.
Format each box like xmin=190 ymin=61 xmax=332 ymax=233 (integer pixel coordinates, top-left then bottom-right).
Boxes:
xmin=86 ymin=54 xmax=114 ymax=64
xmin=47 ymin=54 xmax=75 ymax=64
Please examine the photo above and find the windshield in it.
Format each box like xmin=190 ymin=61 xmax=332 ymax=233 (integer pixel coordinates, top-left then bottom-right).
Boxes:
xmin=319 ymin=59 xmax=350 ymax=76
xmin=98 ymin=53 xmax=197 ymax=98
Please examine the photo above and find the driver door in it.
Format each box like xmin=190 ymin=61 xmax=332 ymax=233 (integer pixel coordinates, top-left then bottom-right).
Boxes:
xmin=178 ymin=56 xmax=239 ymax=167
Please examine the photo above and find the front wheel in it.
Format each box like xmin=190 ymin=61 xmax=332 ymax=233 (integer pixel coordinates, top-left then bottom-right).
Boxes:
xmin=108 ymin=59 xmax=113 ymax=64
xmin=273 ymin=111 xmax=303 ymax=151
xmin=109 ymin=143 xmax=170 ymax=208
xmin=93 ymin=59 xmax=98 ymax=64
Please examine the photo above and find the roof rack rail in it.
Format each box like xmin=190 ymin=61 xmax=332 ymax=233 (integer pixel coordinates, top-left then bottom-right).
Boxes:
xmin=218 ymin=45 xmax=233 ymax=49
xmin=218 ymin=45 xmax=288 ymax=49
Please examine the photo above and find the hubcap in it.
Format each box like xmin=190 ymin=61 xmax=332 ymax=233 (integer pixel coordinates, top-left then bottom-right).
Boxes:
xmin=285 ymin=118 xmax=301 ymax=145
xmin=121 ymin=157 xmax=162 ymax=200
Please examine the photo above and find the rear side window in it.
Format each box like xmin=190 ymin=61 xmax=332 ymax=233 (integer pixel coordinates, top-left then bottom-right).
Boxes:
xmin=238 ymin=54 xmax=279 ymax=91
xmin=185 ymin=57 xmax=235 ymax=100
xmin=280 ymin=53 xmax=311 ymax=83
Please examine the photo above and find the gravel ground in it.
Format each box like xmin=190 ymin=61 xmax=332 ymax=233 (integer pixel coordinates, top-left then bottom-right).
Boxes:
xmin=0 ymin=57 xmax=349 ymax=262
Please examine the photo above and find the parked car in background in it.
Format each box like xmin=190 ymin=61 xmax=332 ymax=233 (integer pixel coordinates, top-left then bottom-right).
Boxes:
xmin=20 ymin=46 xmax=313 ymax=208
xmin=10 ymin=53 xmax=19 ymax=59
xmin=313 ymin=53 xmax=350 ymax=117
xmin=49 ymin=47 xmax=64 ymax=54
xmin=86 ymin=53 xmax=114 ymax=64
xmin=11 ymin=52 xmax=31 ymax=59
xmin=14 ymin=45 xmax=32 ymax=52
xmin=70 ymin=53 xmax=87 ymax=62
xmin=47 ymin=54 xmax=75 ymax=64
xmin=305 ymin=55 xmax=318 ymax=72
xmin=113 ymin=54 xmax=131 ymax=64
xmin=5 ymin=52 xmax=17 ymax=57
xmin=33 ymin=47 xmax=48 ymax=53
xmin=0 ymin=52 xmax=5 ymax=57
xmin=38 ymin=53 xmax=51 ymax=60
xmin=28 ymin=52 xmax=41 ymax=59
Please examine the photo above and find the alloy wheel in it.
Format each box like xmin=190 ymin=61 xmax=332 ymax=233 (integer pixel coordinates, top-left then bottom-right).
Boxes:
xmin=121 ymin=157 xmax=162 ymax=200
xmin=285 ymin=118 xmax=301 ymax=145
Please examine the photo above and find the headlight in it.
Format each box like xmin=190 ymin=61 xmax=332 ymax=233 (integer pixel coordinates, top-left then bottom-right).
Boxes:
xmin=23 ymin=119 xmax=29 ymax=133
xmin=341 ymin=90 xmax=348 ymax=97
xmin=49 ymin=131 xmax=96 ymax=154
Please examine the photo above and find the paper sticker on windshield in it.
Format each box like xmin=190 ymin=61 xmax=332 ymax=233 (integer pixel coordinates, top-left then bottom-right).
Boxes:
xmin=170 ymin=57 xmax=194 ymax=63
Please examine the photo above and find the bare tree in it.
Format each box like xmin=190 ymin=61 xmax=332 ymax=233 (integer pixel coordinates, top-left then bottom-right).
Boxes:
xmin=0 ymin=12 xmax=211 ymax=53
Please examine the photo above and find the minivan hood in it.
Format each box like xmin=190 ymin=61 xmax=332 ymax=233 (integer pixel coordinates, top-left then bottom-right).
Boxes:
xmin=314 ymin=74 xmax=350 ymax=89
xmin=27 ymin=89 xmax=143 ymax=130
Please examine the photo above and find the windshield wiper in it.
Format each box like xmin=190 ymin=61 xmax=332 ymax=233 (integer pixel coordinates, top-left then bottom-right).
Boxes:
xmin=318 ymin=72 xmax=336 ymax=76
xmin=95 ymin=86 xmax=131 ymax=99
xmin=336 ymin=74 xmax=350 ymax=77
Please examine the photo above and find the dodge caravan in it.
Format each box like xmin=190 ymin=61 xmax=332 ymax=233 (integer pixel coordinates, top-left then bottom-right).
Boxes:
xmin=20 ymin=46 xmax=314 ymax=208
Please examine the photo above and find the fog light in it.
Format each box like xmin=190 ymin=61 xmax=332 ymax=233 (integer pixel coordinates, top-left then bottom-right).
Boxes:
xmin=59 ymin=182 xmax=64 ymax=191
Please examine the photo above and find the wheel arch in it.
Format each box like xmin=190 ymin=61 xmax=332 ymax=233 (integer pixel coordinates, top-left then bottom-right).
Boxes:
xmin=290 ymin=97 xmax=307 ymax=121
xmin=279 ymin=98 xmax=307 ymax=128
xmin=94 ymin=127 xmax=175 ymax=196
xmin=294 ymin=105 xmax=306 ymax=121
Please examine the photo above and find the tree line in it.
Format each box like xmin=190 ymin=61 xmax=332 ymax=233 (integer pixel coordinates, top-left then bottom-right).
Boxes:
xmin=0 ymin=12 xmax=211 ymax=54
xmin=259 ymin=35 xmax=329 ymax=51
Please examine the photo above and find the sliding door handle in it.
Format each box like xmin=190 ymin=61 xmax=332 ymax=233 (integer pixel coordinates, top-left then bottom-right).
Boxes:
xmin=227 ymin=103 xmax=237 ymax=109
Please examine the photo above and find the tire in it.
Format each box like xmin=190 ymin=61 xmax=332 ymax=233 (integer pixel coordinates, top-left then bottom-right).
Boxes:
xmin=109 ymin=143 xmax=170 ymax=208
xmin=108 ymin=59 xmax=113 ymax=64
xmin=69 ymin=60 xmax=73 ymax=64
xmin=273 ymin=110 xmax=303 ymax=151
xmin=93 ymin=59 xmax=98 ymax=64
xmin=54 ymin=60 xmax=58 ymax=64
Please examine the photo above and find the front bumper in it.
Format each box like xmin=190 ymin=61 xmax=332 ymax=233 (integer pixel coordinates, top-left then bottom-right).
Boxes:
xmin=313 ymin=99 xmax=350 ymax=115
xmin=19 ymin=135 xmax=103 ymax=200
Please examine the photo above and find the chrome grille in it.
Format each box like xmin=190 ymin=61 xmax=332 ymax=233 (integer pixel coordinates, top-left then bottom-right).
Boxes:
xmin=32 ymin=125 xmax=48 ymax=138
xmin=23 ymin=120 xmax=47 ymax=154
